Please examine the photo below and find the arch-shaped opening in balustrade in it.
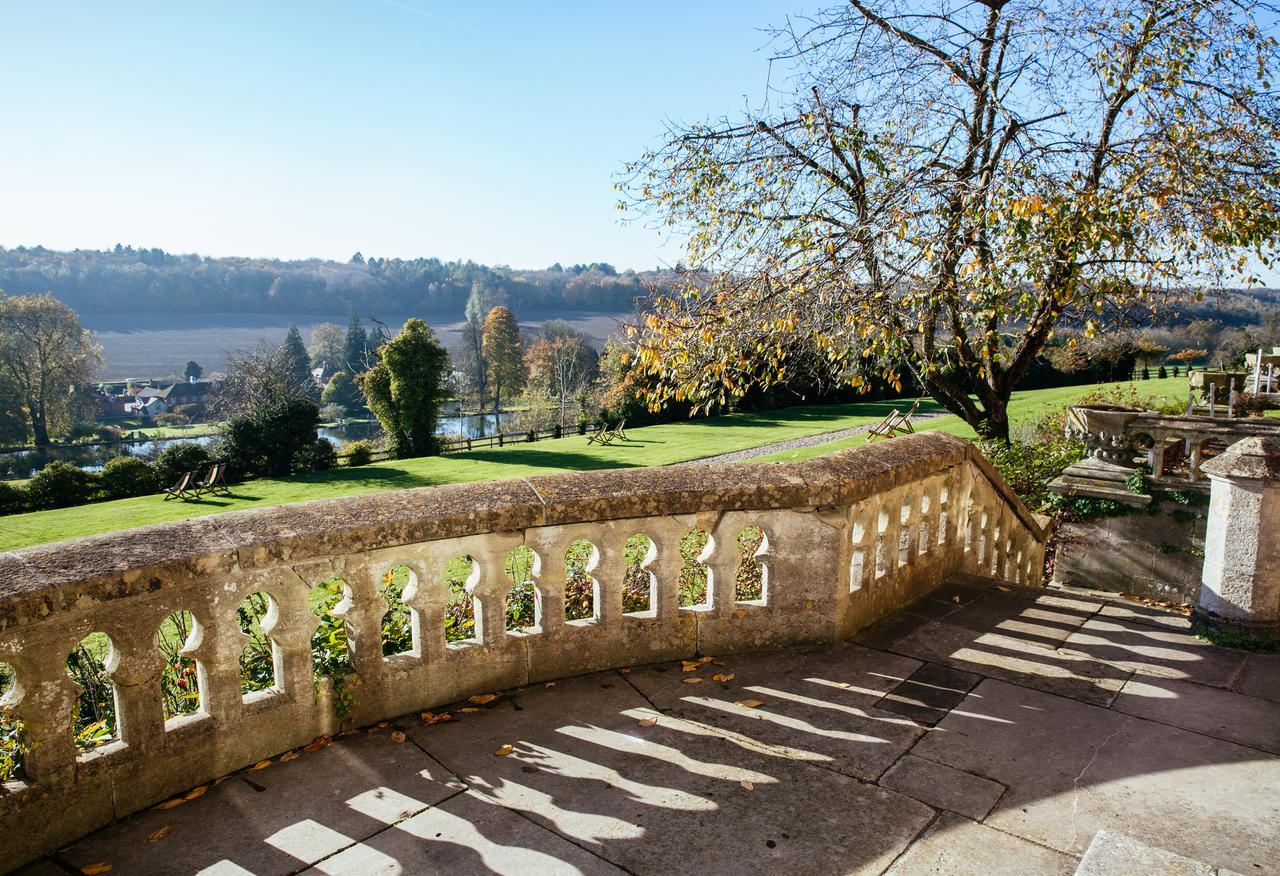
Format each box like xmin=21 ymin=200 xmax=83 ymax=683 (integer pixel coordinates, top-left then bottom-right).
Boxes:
xmin=237 ymin=592 xmax=279 ymax=697
xmin=850 ymin=512 xmax=868 ymax=592
xmin=679 ymin=529 xmax=713 ymax=608
xmin=565 ymin=539 xmax=600 ymax=623
xmin=504 ymin=546 xmax=540 ymax=633
xmin=898 ymin=495 xmax=913 ymax=566
xmin=310 ymin=577 xmax=353 ymax=677
xmin=937 ymin=483 xmax=951 ymax=547
xmin=0 ymin=661 xmax=24 ymax=783
xmin=380 ymin=566 xmax=417 ymax=657
xmin=623 ymin=534 xmax=656 ymax=615
xmin=735 ymin=526 xmax=769 ymax=604
xmin=443 ymin=554 xmax=479 ymax=644
xmin=66 ymin=633 xmax=116 ymax=751
xmin=875 ymin=506 xmax=891 ymax=579
xmin=156 ymin=611 xmax=202 ymax=722
xmin=918 ymin=492 xmax=932 ymax=555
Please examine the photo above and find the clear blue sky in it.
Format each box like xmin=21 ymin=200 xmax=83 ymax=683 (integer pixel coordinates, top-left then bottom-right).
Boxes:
xmin=0 ymin=1 xmax=812 ymax=271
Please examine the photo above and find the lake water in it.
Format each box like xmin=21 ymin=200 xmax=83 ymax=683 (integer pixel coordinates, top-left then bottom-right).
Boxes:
xmin=0 ymin=411 xmax=515 ymax=480
xmin=83 ymin=309 xmax=630 ymax=379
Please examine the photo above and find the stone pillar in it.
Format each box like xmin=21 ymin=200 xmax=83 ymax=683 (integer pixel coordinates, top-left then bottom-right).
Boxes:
xmin=1195 ymin=436 xmax=1280 ymax=639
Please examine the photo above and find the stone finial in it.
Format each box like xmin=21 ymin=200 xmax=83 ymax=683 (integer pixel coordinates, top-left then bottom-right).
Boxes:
xmin=1199 ymin=435 xmax=1280 ymax=481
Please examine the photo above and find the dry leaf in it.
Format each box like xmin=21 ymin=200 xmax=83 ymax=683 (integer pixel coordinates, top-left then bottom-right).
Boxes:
xmin=682 ymin=677 xmax=703 ymax=684
xmin=996 ymin=585 xmax=1011 ymax=592
xmin=494 ymin=743 xmax=514 ymax=757
xmin=183 ymin=786 xmax=207 ymax=800
xmin=952 ymin=596 xmax=961 ymax=603
xmin=545 ymin=681 xmax=556 ymax=688
xmin=711 ymin=658 xmax=727 ymax=666
xmin=735 ymin=699 xmax=764 ymax=708
xmin=214 ymin=776 xmax=229 ymax=786
xmin=338 ymin=729 xmax=359 ymax=737
xmin=253 ymin=760 xmax=272 ymax=770
xmin=303 ymin=738 xmax=331 ymax=752
xmin=618 ymin=667 xmax=632 ymax=674
xmin=155 ymin=798 xmax=185 ymax=810
xmin=377 ymin=721 xmax=388 ymax=728
xmin=458 ymin=707 xmax=480 ymax=714
xmin=712 ymin=673 xmax=735 ymax=683
xmin=681 ymin=661 xmax=700 ymax=672
xmin=146 ymin=825 xmax=172 ymax=844
xmin=470 ymin=693 xmax=499 ymax=705
xmin=390 ymin=731 xmax=406 ymax=743
xmin=637 ymin=716 xmax=658 ymax=727
xmin=439 ymin=713 xmax=453 ymax=721
xmin=280 ymin=751 xmax=299 ymax=762
xmin=699 ymin=655 xmax=714 ymax=663
xmin=740 ymin=781 xmax=755 ymax=791
xmin=80 ymin=864 xmax=113 ymax=875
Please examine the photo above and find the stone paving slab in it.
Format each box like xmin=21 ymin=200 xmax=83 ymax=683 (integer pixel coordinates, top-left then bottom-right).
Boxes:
xmin=624 ymin=642 xmax=926 ymax=780
xmin=939 ymin=591 xmax=1101 ymax=649
xmin=1236 ymin=653 xmax=1280 ymax=704
xmin=890 ymin=620 xmax=1131 ymax=706
xmin=885 ymin=812 xmax=1076 ymax=875
xmin=58 ymin=731 xmax=464 ymax=876
xmin=300 ymin=790 xmax=625 ymax=876
xmin=1063 ymin=616 xmax=1250 ymax=687
xmin=409 ymin=672 xmax=935 ymax=875
xmin=912 ymin=679 xmax=1280 ymax=873
xmin=1076 ymin=829 xmax=1219 ymax=876
xmin=878 ymin=755 xmax=1005 ymax=821
xmin=874 ymin=662 xmax=981 ymax=725
xmin=1111 ymin=675 xmax=1280 ymax=754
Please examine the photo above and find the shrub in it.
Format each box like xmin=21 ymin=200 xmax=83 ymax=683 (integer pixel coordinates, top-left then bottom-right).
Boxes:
xmin=217 ymin=398 xmax=319 ymax=479
xmin=99 ymin=456 xmax=159 ymax=499
xmin=154 ymin=442 xmax=212 ymax=485
xmin=26 ymin=461 xmax=96 ymax=510
xmin=154 ymin=412 xmax=189 ymax=428
xmin=980 ymin=436 xmax=1084 ymax=510
xmin=294 ymin=438 xmax=337 ymax=473
xmin=343 ymin=440 xmax=375 ymax=467
xmin=0 ymin=480 xmax=26 ymax=516
xmin=1158 ymin=365 xmax=1168 ymax=379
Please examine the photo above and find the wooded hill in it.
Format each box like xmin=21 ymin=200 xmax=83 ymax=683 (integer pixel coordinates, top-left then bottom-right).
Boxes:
xmin=0 ymin=245 xmax=680 ymax=315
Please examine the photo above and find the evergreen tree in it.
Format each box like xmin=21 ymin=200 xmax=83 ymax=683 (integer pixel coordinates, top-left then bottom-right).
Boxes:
xmin=342 ymin=315 xmax=370 ymax=374
xmin=183 ymin=360 xmax=202 ymax=380
xmin=282 ymin=325 xmax=317 ymax=401
xmin=321 ymin=371 xmax=364 ymax=411
xmin=481 ymin=306 xmax=526 ymax=416
xmin=359 ymin=319 xmax=449 ymax=458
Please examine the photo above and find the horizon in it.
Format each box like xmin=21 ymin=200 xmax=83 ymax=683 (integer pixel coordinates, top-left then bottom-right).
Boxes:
xmin=0 ymin=1 xmax=814 ymax=273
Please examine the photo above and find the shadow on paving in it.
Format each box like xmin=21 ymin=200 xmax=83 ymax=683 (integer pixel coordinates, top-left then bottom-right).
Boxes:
xmin=43 ymin=583 xmax=1280 ymax=876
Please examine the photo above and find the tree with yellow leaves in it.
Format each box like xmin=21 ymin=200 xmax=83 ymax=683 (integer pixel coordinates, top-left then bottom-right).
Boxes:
xmin=625 ymin=0 xmax=1280 ymax=441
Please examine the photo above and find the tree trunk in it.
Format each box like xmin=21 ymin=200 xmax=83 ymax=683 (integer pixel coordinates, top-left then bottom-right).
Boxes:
xmin=30 ymin=401 xmax=50 ymax=447
xmin=973 ymin=398 xmax=1011 ymax=444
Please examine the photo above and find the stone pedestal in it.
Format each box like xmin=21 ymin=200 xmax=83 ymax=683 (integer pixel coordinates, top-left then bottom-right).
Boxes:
xmin=1194 ymin=436 xmax=1280 ymax=639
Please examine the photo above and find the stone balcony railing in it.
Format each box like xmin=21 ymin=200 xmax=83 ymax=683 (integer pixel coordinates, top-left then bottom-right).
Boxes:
xmin=0 ymin=432 xmax=1046 ymax=869
xmin=1065 ymin=404 xmax=1280 ymax=482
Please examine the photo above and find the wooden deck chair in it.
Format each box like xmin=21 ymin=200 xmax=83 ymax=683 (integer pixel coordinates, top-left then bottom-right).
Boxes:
xmin=587 ymin=423 xmax=612 ymax=445
xmin=163 ymin=470 xmax=198 ymax=501
xmin=866 ymin=397 xmax=923 ymax=443
xmin=194 ymin=462 xmax=229 ymax=497
xmin=614 ymin=419 xmax=631 ymax=441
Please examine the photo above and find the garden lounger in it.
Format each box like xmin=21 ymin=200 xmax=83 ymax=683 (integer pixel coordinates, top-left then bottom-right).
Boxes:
xmin=587 ymin=424 xmax=614 ymax=446
xmin=163 ymin=470 xmax=198 ymax=501
xmin=194 ymin=463 xmax=229 ymax=497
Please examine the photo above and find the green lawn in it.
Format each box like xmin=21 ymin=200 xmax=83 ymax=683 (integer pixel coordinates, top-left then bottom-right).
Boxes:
xmin=0 ymin=400 xmax=921 ymax=551
xmin=0 ymin=378 xmax=1188 ymax=552
xmin=755 ymin=376 xmax=1188 ymax=463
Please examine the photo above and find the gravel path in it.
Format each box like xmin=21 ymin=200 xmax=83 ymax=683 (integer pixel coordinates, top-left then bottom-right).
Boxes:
xmin=685 ymin=412 xmax=946 ymax=465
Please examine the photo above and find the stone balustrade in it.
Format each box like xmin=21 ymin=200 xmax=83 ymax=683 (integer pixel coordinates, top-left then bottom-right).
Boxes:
xmin=0 ymin=432 xmax=1045 ymax=869
xmin=1066 ymin=404 xmax=1280 ymax=482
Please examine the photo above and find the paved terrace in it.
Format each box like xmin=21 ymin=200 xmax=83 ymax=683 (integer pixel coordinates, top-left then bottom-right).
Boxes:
xmin=24 ymin=577 xmax=1278 ymax=876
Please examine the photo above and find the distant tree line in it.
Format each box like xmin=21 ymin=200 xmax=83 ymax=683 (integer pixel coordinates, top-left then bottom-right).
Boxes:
xmin=0 ymin=245 xmax=682 ymax=315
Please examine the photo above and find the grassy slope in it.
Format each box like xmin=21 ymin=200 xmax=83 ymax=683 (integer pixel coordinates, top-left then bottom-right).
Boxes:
xmin=0 ymin=400 xmax=919 ymax=551
xmin=755 ymin=377 xmax=1188 ymax=462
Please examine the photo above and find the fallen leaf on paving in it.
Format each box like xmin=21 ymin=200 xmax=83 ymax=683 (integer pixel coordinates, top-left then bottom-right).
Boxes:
xmin=377 ymin=721 xmax=388 ymax=728
xmin=681 ymin=661 xmax=700 ymax=672
xmin=253 ymin=760 xmax=272 ymax=770
xmin=740 ymin=781 xmax=755 ymax=791
xmin=682 ymin=677 xmax=703 ymax=684
xmin=544 ymin=681 xmax=556 ymax=688
xmin=470 ymin=693 xmax=498 ymax=705
xmin=390 ymin=731 xmax=406 ymax=743
xmin=711 ymin=659 xmax=727 ymax=666
xmin=700 ymin=656 xmax=715 ymax=663
xmin=146 ymin=826 xmax=172 ymax=844
xmin=494 ymin=744 xmax=514 ymax=757
xmin=458 ymin=707 xmax=480 ymax=713
xmin=735 ymin=699 xmax=764 ymax=708
xmin=280 ymin=751 xmax=299 ymax=762
xmin=214 ymin=776 xmax=229 ymax=786
xmin=80 ymin=864 xmax=113 ymax=875
xmin=155 ymin=798 xmax=185 ymax=810
xmin=618 ymin=667 xmax=632 ymax=674
xmin=952 ymin=596 xmax=961 ymax=603
xmin=184 ymin=786 xmax=207 ymax=800
xmin=439 ymin=713 xmax=453 ymax=721
xmin=712 ymin=673 xmax=735 ymax=683
xmin=338 ymin=729 xmax=359 ymax=737
xmin=996 ymin=585 xmax=1011 ymax=592
xmin=303 ymin=738 xmax=331 ymax=752
xmin=637 ymin=717 xmax=658 ymax=727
